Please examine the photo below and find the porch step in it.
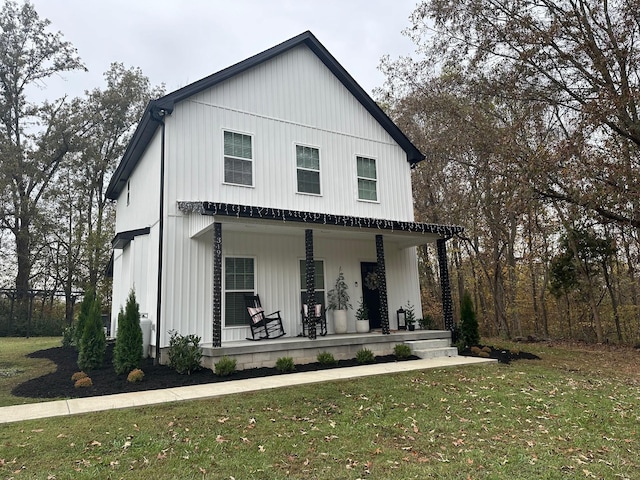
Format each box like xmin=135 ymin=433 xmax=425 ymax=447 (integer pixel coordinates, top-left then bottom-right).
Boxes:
xmin=405 ymin=339 xmax=459 ymax=359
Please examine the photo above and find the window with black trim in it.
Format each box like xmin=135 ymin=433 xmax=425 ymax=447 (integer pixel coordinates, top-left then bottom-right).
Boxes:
xmin=225 ymin=257 xmax=254 ymax=326
xmin=224 ymin=131 xmax=253 ymax=186
xmin=296 ymin=145 xmax=320 ymax=194
xmin=357 ymin=156 xmax=377 ymax=201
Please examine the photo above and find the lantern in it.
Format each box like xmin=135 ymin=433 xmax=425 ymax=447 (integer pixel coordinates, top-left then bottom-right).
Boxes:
xmin=397 ymin=307 xmax=406 ymax=330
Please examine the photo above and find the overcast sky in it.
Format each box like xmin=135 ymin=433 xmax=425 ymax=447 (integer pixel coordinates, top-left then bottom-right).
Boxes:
xmin=28 ymin=0 xmax=420 ymax=101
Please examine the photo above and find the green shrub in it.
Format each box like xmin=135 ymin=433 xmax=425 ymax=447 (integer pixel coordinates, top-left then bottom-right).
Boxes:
xmin=74 ymin=290 xmax=94 ymax=349
xmin=62 ymin=325 xmax=76 ymax=348
xmin=317 ymin=351 xmax=337 ymax=366
xmin=113 ymin=290 xmax=144 ymax=375
xmin=356 ymin=348 xmax=375 ymax=364
xmin=275 ymin=356 xmax=295 ymax=373
xmin=214 ymin=356 xmax=237 ymax=376
xmin=394 ymin=344 xmax=412 ymax=359
xmin=127 ymin=368 xmax=145 ymax=383
xmin=459 ymin=291 xmax=480 ymax=348
xmin=77 ymin=296 xmax=106 ymax=372
xmin=168 ymin=331 xmax=202 ymax=375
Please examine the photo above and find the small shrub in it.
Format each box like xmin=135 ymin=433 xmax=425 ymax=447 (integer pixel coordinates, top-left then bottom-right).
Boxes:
xmin=215 ymin=356 xmax=237 ymax=376
xmin=113 ymin=290 xmax=144 ymax=375
xmin=62 ymin=325 xmax=76 ymax=348
xmin=77 ymin=296 xmax=106 ymax=372
xmin=74 ymin=376 xmax=93 ymax=388
xmin=470 ymin=346 xmax=482 ymax=355
xmin=478 ymin=351 xmax=490 ymax=358
xmin=317 ymin=351 xmax=337 ymax=366
xmin=71 ymin=371 xmax=87 ymax=382
xmin=482 ymin=346 xmax=492 ymax=353
xmin=356 ymin=348 xmax=375 ymax=364
xmin=275 ymin=356 xmax=296 ymax=373
xmin=459 ymin=291 xmax=480 ymax=348
xmin=74 ymin=290 xmax=94 ymax=349
xmin=510 ymin=348 xmax=520 ymax=355
xmin=168 ymin=331 xmax=203 ymax=375
xmin=394 ymin=344 xmax=412 ymax=359
xmin=127 ymin=368 xmax=145 ymax=383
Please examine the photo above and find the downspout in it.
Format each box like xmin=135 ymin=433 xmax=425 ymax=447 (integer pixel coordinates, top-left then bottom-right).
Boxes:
xmin=151 ymin=104 xmax=172 ymax=365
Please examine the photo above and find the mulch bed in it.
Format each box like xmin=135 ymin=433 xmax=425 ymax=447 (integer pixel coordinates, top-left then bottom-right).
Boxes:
xmin=12 ymin=343 xmax=540 ymax=400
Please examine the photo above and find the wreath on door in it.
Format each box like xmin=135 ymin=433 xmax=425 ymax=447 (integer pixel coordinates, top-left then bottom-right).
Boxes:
xmin=364 ymin=271 xmax=379 ymax=290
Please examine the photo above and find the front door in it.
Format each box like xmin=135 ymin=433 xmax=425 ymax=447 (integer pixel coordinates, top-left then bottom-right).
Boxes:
xmin=360 ymin=262 xmax=381 ymax=329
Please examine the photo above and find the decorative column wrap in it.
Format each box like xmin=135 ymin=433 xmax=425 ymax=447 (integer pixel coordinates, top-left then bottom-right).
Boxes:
xmin=437 ymin=238 xmax=455 ymax=332
xmin=375 ymin=234 xmax=390 ymax=335
xmin=212 ymin=222 xmax=222 ymax=347
xmin=305 ymin=229 xmax=316 ymax=340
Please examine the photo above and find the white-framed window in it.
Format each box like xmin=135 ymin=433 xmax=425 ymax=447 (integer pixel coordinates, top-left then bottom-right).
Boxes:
xmin=223 ymin=130 xmax=253 ymax=186
xmin=299 ymin=259 xmax=325 ymax=309
xmin=357 ymin=156 xmax=377 ymax=202
xmin=224 ymin=256 xmax=255 ymax=326
xmin=296 ymin=144 xmax=321 ymax=195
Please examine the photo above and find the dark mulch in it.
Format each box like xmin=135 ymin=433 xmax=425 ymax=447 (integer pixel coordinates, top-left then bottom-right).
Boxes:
xmin=460 ymin=345 xmax=541 ymax=364
xmin=11 ymin=343 xmax=419 ymax=400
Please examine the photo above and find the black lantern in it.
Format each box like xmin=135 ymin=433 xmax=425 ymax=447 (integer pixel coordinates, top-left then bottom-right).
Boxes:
xmin=397 ymin=307 xmax=406 ymax=330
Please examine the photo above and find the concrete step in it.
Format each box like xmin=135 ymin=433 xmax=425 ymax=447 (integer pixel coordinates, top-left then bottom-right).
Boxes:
xmin=405 ymin=339 xmax=452 ymax=350
xmin=412 ymin=346 xmax=459 ymax=359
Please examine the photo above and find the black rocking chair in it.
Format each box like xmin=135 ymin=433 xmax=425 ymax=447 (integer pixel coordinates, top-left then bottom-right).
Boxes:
xmin=301 ymin=303 xmax=328 ymax=337
xmin=244 ymin=295 xmax=286 ymax=340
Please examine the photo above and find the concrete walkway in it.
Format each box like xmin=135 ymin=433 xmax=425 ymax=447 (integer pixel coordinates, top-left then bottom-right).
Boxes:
xmin=0 ymin=356 xmax=495 ymax=424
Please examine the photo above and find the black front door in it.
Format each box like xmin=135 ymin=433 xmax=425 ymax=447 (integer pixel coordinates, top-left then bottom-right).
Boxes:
xmin=360 ymin=262 xmax=381 ymax=329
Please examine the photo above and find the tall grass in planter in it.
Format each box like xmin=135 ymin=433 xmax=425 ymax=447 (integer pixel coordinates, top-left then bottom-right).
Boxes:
xmin=77 ymin=296 xmax=106 ymax=371
xmin=113 ymin=290 xmax=143 ymax=375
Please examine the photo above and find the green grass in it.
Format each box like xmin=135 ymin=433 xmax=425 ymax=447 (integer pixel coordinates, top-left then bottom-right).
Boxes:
xmin=0 ymin=337 xmax=62 ymax=407
xmin=0 ymin=338 xmax=639 ymax=478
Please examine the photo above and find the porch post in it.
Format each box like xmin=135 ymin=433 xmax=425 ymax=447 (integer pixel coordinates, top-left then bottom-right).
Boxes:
xmin=212 ymin=222 xmax=222 ymax=347
xmin=305 ymin=229 xmax=316 ymax=339
xmin=375 ymin=234 xmax=390 ymax=334
xmin=437 ymin=238 xmax=455 ymax=333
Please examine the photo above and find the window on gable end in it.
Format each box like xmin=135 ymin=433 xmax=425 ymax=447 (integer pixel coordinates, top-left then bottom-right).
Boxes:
xmin=224 ymin=131 xmax=253 ymax=186
xmin=296 ymin=145 xmax=321 ymax=195
xmin=357 ymin=156 xmax=377 ymax=202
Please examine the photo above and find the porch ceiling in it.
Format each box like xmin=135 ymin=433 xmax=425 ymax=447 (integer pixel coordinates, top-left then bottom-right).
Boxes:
xmin=189 ymin=213 xmax=442 ymax=248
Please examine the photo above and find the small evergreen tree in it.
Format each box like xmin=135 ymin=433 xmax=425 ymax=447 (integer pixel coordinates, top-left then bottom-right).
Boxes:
xmin=77 ymin=296 xmax=106 ymax=371
xmin=459 ymin=291 xmax=480 ymax=347
xmin=74 ymin=289 xmax=94 ymax=349
xmin=113 ymin=290 xmax=143 ymax=375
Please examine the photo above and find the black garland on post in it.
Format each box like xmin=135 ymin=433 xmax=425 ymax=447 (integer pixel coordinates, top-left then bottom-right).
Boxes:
xmin=212 ymin=222 xmax=222 ymax=347
xmin=375 ymin=235 xmax=390 ymax=335
xmin=305 ymin=229 xmax=316 ymax=340
xmin=437 ymin=238 xmax=455 ymax=333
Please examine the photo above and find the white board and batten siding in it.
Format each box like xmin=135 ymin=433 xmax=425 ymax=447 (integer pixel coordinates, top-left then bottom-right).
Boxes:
xmin=164 ymin=44 xmax=415 ymax=222
xmin=110 ymin=132 xmax=162 ymax=337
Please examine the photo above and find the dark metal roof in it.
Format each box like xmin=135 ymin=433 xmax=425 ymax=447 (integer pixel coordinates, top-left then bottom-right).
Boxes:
xmin=111 ymin=227 xmax=151 ymax=249
xmin=106 ymin=31 xmax=425 ymax=200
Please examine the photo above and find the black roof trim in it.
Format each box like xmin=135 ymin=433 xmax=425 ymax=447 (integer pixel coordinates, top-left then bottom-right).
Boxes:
xmin=111 ymin=227 xmax=151 ymax=249
xmin=106 ymin=31 xmax=424 ymax=200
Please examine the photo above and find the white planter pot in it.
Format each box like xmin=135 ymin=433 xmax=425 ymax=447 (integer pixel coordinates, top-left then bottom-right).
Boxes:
xmin=333 ymin=309 xmax=348 ymax=334
xmin=355 ymin=319 xmax=370 ymax=333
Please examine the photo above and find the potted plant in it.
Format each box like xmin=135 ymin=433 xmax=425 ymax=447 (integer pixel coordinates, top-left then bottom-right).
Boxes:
xmin=405 ymin=300 xmax=416 ymax=331
xmin=327 ymin=267 xmax=352 ymax=334
xmin=355 ymin=297 xmax=370 ymax=333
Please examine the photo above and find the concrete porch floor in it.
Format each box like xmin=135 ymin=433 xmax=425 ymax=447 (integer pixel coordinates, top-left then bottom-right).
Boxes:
xmin=199 ymin=329 xmax=453 ymax=370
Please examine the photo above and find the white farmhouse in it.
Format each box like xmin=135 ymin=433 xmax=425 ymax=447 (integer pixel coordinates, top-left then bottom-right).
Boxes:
xmin=106 ymin=31 xmax=461 ymax=363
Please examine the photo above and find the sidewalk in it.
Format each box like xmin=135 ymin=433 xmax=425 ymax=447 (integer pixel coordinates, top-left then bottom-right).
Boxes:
xmin=0 ymin=356 xmax=495 ymax=424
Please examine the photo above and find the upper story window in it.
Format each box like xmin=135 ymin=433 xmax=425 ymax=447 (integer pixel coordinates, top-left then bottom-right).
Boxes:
xmin=296 ymin=145 xmax=321 ymax=195
xmin=357 ymin=156 xmax=377 ymax=202
xmin=224 ymin=130 xmax=253 ymax=186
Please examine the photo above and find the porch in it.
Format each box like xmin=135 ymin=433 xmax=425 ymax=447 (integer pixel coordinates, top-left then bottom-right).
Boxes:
xmin=196 ymin=329 xmax=456 ymax=371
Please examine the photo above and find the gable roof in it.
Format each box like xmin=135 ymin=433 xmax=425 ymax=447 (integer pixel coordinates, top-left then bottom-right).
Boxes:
xmin=106 ymin=31 xmax=424 ymax=200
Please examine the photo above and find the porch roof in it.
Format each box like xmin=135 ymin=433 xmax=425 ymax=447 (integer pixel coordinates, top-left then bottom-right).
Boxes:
xmin=178 ymin=201 xmax=463 ymax=248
